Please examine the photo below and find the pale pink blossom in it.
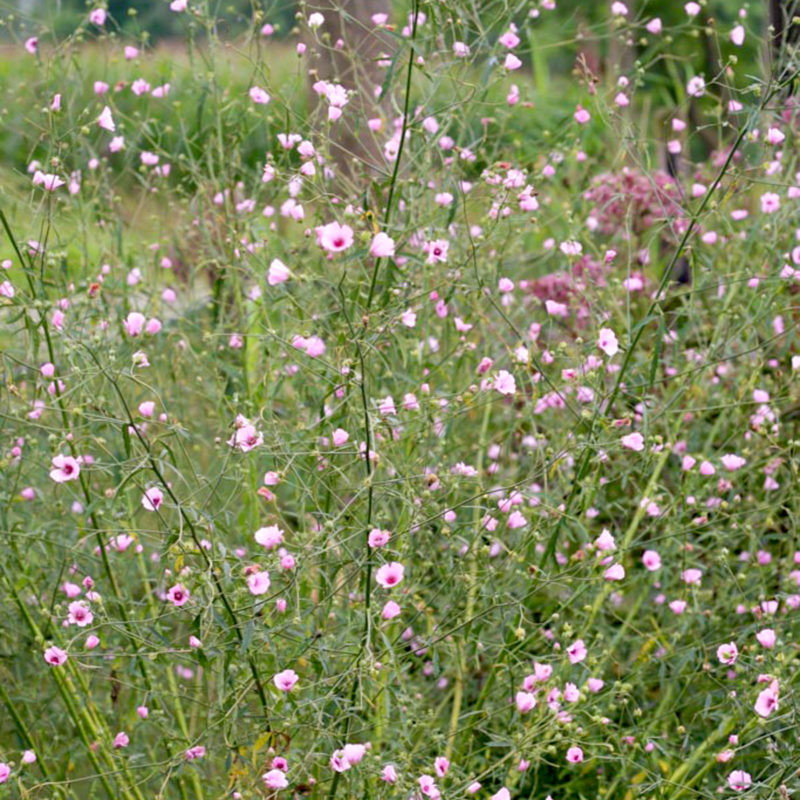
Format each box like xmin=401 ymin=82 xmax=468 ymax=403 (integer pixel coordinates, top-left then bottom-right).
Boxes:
xmin=375 ymin=562 xmax=405 ymax=588
xmin=370 ymin=232 xmax=396 ymax=258
xmin=255 ymin=525 xmax=284 ymax=549
xmin=268 ymin=259 xmax=290 ymax=285
xmin=247 ymin=571 xmax=271 ymax=595
xmin=273 ymin=668 xmax=299 ymax=692
xmin=566 ymin=746 xmax=584 ymax=763
xmin=727 ymin=771 xmax=752 ymax=791
xmin=493 ymin=370 xmax=517 ymax=396
xmin=262 ymin=769 xmax=288 ymax=789
xmin=50 ymin=454 xmax=80 ymax=483
xmin=249 ymin=86 xmax=271 ymax=105
xmin=621 ymin=432 xmax=645 ymax=451
xmin=716 ymin=642 xmax=738 ymax=665
xmin=316 ymin=222 xmax=354 ymax=253
xmin=567 ymin=639 xmax=587 ymax=664
xmin=598 ymin=327 xmax=619 ymax=356
xmin=44 ymin=646 xmax=68 ymax=666
xmin=141 ymin=487 xmax=164 ymax=511
xmin=166 ymin=584 xmax=190 ymax=607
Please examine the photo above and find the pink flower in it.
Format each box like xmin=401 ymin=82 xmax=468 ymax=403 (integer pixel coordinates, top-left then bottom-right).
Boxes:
xmin=574 ymin=106 xmax=591 ymax=124
xmin=493 ymin=370 xmax=517 ymax=396
xmin=621 ymin=432 xmax=644 ymax=451
xmin=604 ymin=563 xmax=625 ymax=581
xmin=381 ymin=764 xmax=398 ymax=783
xmin=716 ymin=642 xmax=738 ymax=665
xmin=504 ymin=54 xmax=522 ymax=70
xmin=375 ymin=562 xmax=405 ymax=589
xmin=89 ymin=8 xmax=107 ymax=25
xmin=332 ymin=428 xmax=349 ymax=446
xmin=669 ymin=600 xmax=687 ymax=615
xmin=595 ymin=530 xmax=616 ymax=551
xmin=507 ymin=510 xmax=527 ymax=529
xmin=24 ymin=37 xmax=38 ymax=54
xmin=50 ymin=454 xmax=80 ymax=483
xmin=434 ymin=756 xmax=450 ymax=778
xmin=646 ymin=18 xmax=662 ymax=34
xmin=343 ymin=743 xmax=366 ymax=765
xmin=262 ymin=769 xmax=288 ymax=789
xmin=184 ymin=746 xmax=205 ymax=760
xmin=754 ymin=681 xmax=779 ymax=717
xmin=731 ymin=25 xmax=745 ymax=45
xmin=166 ymin=584 xmax=190 ymax=607
xmin=755 ymin=628 xmax=776 ymax=649
xmin=515 ymin=690 xmax=536 ymax=713
xmin=567 ymin=639 xmax=587 ymax=664
xmin=124 ymin=311 xmax=146 ymax=336
xmin=0 ymin=764 xmax=10 ymax=784
xmin=382 ymin=600 xmax=401 ymax=619
xmin=492 ymin=789 xmax=511 ymax=800
xmin=44 ymin=646 xmax=68 ymax=666
xmin=255 ymin=525 xmax=284 ymax=549
xmin=113 ymin=732 xmax=129 ymax=749
xmin=686 ymin=76 xmax=705 ymax=97
xmin=32 ymin=171 xmax=65 ymax=191
xmin=249 ymin=86 xmax=271 ymax=104
xmin=721 ymin=454 xmax=746 ymax=471
xmin=368 ymin=528 xmax=391 ymax=548
xmin=370 ymin=232 xmax=396 ymax=258
xmin=268 ymin=259 xmax=290 ymax=285
xmin=598 ymin=327 xmax=619 ymax=356
xmin=131 ymin=78 xmax=151 ymax=96
xmin=316 ymin=222 xmax=354 ymax=253
xmin=418 ymin=775 xmax=438 ymax=797
xmin=545 ymin=299 xmax=568 ymax=317
xmin=142 ymin=487 xmax=164 ymax=511
xmin=247 ymin=571 xmax=271 ymax=595
xmin=727 ymin=771 xmax=752 ymax=791
xmin=273 ymin=668 xmax=299 ymax=692
xmin=499 ymin=30 xmax=520 ymax=48
xmin=682 ymin=568 xmax=703 ymax=586
xmin=228 ymin=418 xmax=263 ymax=451
xmin=566 ymin=746 xmax=584 ymax=763
xmin=68 ymin=601 xmax=93 ymax=627
xmin=97 ymin=105 xmax=115 ymax=132
xmin=761 ymin=192 xmax=781 ymax=213
xmin=378 ymin=396 xmax=396 ymax=415
xmin=424 ymin=239 xmax=449 ymax=264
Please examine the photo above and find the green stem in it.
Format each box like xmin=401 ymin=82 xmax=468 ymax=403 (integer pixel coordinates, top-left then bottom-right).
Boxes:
xmin=366 ymin=0 xmax=419 ymax=308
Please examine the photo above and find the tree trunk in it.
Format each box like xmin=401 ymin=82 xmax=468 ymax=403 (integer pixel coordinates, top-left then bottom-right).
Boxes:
xmin=306 ymin=0 xmax=393 ymax=189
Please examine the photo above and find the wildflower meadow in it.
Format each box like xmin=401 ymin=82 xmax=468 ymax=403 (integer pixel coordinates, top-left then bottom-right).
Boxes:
xmin=1 ymin=0 xmax=800 ymax=797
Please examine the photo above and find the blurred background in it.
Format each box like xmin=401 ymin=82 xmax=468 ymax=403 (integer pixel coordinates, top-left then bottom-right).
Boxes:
xmin=0 ymin=0 xmax=787 ymax=223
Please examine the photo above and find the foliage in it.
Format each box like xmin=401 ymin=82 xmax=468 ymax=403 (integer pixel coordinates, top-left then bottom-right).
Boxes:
xmin=0 ymin=1 xmax=799 ymax=800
